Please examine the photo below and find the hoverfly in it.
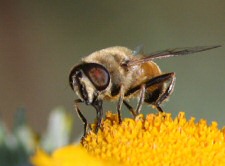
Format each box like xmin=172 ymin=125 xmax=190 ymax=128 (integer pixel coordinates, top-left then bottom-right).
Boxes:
xmin=69 ymin=45 xmax=220 ymax=136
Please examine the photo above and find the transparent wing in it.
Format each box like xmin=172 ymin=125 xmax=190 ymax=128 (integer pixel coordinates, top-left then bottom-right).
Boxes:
xmin=125 ymin=45 xmax=221 ymax=67
xmin=132 ymin=44 xmax=144 ymax=56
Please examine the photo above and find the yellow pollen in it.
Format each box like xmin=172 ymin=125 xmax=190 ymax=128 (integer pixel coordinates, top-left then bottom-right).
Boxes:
xmin=82 ymin=112 xmax=225 ymax=165
xmin=32 ymin=111 xmax=225 ymax=166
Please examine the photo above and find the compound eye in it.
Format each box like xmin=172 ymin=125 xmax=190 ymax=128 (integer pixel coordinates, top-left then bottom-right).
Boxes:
xmin=86 ymin=64 xmax=110 ymax=91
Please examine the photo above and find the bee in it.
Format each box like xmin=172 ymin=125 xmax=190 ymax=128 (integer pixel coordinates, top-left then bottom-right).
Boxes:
xmin=69 ymin=45 xmax=220 ymax=136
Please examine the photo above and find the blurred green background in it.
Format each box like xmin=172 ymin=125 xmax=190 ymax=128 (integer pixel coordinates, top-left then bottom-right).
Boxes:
xmin=0 ymin=1 xmax=225 ymax=138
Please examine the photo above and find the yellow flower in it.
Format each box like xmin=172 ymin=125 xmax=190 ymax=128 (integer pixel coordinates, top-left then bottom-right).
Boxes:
xmin=31 ymin=145 xmax=118 ymax=166
xmin=32 ymin=112 xmax=225 ymax=166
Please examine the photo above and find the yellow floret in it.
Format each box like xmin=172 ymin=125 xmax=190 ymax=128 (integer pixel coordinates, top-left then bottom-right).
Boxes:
xmin=82 ymin=112 xmax=225 ymax=166
xmin=32 ymin=111 xmax=225 ymax=166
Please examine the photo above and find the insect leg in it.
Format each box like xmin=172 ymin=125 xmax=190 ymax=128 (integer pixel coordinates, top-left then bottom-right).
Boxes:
xmin=154 ymin=72 xmax=176 ymax=112
xmin=74 ymin=99 xmax=88 ymax=137
xmin=92 ymin=99 xmax=103 ymax=133
xmin=125 ymin=72 xmax=175 ymax=114
xmin=123 ymin=100 xmax=136 ymax=117
xmin=136 ymin=84 xmax=146 ymax=115
xmin=123 ymin=84 xmax=145 ymax=117
xmin=117 ymin=85 xmax=125 ymax=123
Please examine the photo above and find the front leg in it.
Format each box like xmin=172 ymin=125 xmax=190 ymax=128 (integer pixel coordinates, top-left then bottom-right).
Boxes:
xmin=92 ymin=99 xmax=103 ymax=133
xmin=74 ymin=99 xmax=88 ymax=137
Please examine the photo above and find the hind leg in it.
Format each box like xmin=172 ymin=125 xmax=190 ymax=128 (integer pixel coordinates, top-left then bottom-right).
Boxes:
xmin=124 ymin=72 xmax=176 ymax=114
xmin=146 ymin=73 xmax=176 ymax=113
